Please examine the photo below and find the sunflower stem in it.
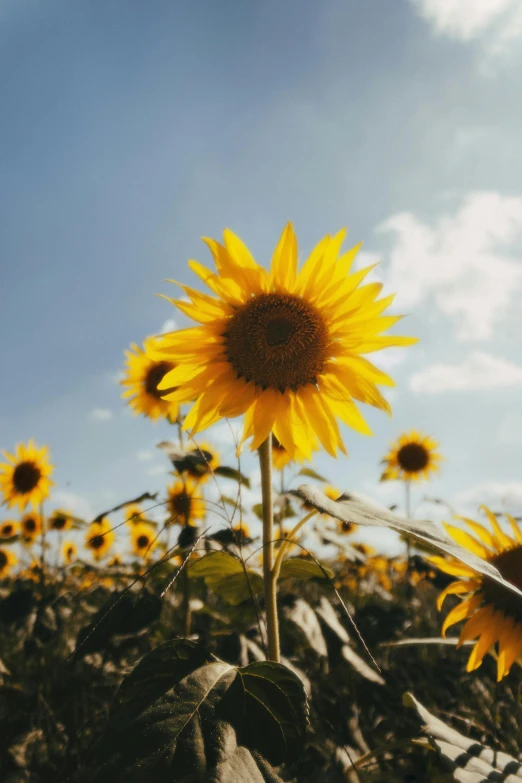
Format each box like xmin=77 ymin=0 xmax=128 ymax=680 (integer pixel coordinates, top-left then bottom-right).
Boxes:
xmin=258 ymin=435 xmax=280 ymax=662
xmin=405 ymin=480 xmax=412 ymax=575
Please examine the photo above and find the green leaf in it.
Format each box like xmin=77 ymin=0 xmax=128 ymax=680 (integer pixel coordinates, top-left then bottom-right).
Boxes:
xmin=215 ymin=466 xmax=251 ymax=488
xmin=298 ymin=467 xmax=327 ymax=482
xmin=252 ymin=503 xmax=263 ymax=521
xmin=190 ymin=552 xmax=263 ymax=605
xmin=279 ymin=558 xmax=334 ymax=581
xmin=88 ymin=639 xmax=307 ymax=781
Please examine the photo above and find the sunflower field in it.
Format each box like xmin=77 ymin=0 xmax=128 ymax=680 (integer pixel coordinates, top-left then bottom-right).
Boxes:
xmin=1 ymin=226 xmax=522 ymax=783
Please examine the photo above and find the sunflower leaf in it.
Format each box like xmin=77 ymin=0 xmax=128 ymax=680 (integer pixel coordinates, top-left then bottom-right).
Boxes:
xmin=296 ymin=486 xmax=522 ymax=600
xmin=87 ymin=639 xmax=307 ymax=781
xmin=297 ymin=467 xmax=327 ymax=482
xmin=189 ymin=552 xmax=263 ymax=605
xmin=279 ymin=558 xmax=334 ymax=581
xmin=215 ymin=466 xmax=251 ymax=488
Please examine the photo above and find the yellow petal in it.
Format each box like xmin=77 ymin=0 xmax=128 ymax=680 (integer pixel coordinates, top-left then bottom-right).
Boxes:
xmin=442 ymin=594 xmax=482 ymax=636
xmin=436 ymin=580 xmax=479 ymax=611
xmin=269 ymin=222 xmax=297 ymax=291
xmin=482 ymin=507 xmax=513 ymax=548
xmin=443 ymin=524 xmax=491 ymax=559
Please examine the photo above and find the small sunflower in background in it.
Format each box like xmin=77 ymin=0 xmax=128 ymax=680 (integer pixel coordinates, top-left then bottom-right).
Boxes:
xmin=85 ymin=518 xmax=115 ymax=561
xmin=20 ymin=512 xmax=43 ymax=544
xmin=48 ymin=509 xmax=73 ymax=532
xmin=166 ymin=479 xmax=205 ymax=526
xmin=125 ymin=504 xmax=144 ymax=526
xmin=434 ymin=508 xmax=522 ymax=680
xmin=108 ymin=554 xmax=124 ymax=567
xmin=131 ymin=522 xmax=157 ymax=559
xmin=153 ymin=224 xmax=416 ymax=459
xmin=121 ymin=337 xmax=181 ymax=421
xmin=0 ymin=440 xmax=54 ymax=511
xmin=62 ymin=541 xmax=77 ymax=564
xmin=381 ymin=430 xmax=441 ymax=483
xmin=0 ymin=520 xmax=18 ymax=540
xmin=0 ymin=547 xmax=17 ymax=577
xmin=183 ymin=442 xmax=220 ymax=483
xmin=271 ymin=435 xmax=293 ymax=470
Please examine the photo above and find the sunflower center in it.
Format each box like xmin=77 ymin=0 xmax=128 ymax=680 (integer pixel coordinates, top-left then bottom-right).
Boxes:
xmin=13 ymin=461 xmax=41 ymax=494
xmin=52 ymin=515 xmax=67 ymax=530
xmin=24 ymin=518 xmax=36 ymax=533
xmin=186 ymin=449 xmax=213 ymax=478
xmin=224 ymin=293 xmax=330 ymax=392
xmin=145 ymin=362 xmax=177 ymax=400
xmin=397 ymin=443 xmax=429 ymax=472
xmin=0 ymin=551 xmax=7 ymax=568
xmin=137 ymin=534 xmax=150 ymax=549
xmin=2 ymin=525 xmax=13 ymax=536
xmin=483 ymin=545 xmax=522 ymax=620
xmin=89 ymin=534 xmax=104 ymax=550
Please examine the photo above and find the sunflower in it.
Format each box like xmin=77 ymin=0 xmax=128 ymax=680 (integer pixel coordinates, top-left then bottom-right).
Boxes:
xmin=62 ymin=541 xmax=77 ymax=564
xmin=0 ymin=520 xmax=18 ymax=539
xmin=20 ymin=512 xmax=43 ymax=543
xmin=434 ymin=508 xmax=522 ymax=680
xmin=182 ymin=442 xmax=220 ymax=483
xmin=166 ymin=479 xmax=205 ymax=526
xmin=48 ymin=509 xmax=73 ymax=532
xmin=121 ymin=337 xmax=181 ymax=421
xmin=131 ymin=522 xmax=157 ymax=558
xmin=108 ymin=554 xmax=124 ymax=567
xmin=381 ymin=430 xmax=441 ymax=482
xmin=0 ymin=547 xmax=17 ymax=577
xmin=153 ymin=225 xmax=416 ymax=459
xmin=125 ymin=504 xmax=144 ymax=526
xmin=0 ymin=440 xmax=54 ymax=511
xmin=85 ymin=518 xmax=115 ymax=561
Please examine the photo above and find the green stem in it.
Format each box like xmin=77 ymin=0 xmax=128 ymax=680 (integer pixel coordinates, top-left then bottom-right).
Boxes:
xmin=258 ymin=435 xmax=280 ymax=662
xmin=405 ymin=479 xmax=412 ymax=574
xmin=273 ymin=511 xmax=316 ymax=582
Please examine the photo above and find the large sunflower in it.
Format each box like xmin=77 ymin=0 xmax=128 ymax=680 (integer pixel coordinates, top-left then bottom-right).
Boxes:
xmin=166 ymin=479 xmax=205 ymax=526
xmin=0 ymin=440 xmax=53 ymax=511
xmin=271 ymin=434 xmax=318 ymax=470
xmin=131 ymin=522 xmax=157 ymax=559
xmin=20 ymin=511 xmax=43 ymax=543
xmin=85 ymin=518 xmax=115 ymax=561
xmin=121 ymin=337 xmax=181 ymax=421
xmin=381 ymin=430 xmax=441 ymax=482
xmin=434 ymin=508 xmax=522 ymax=680
xmin=0 ymin=547 xmax=17 ymax=578
xmin=153 ymin=225 xmax=416 ymax=459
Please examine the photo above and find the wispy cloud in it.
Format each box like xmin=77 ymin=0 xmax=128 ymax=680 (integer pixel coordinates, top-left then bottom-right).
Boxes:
xmin=136 ymin=450 xmax=154 ymax=461
xmin=90 ymin=407 xmax=113 ymax=421
xmin=410 ymin=0 xmax=522 ymax=53
xmin=454 ymin=481 xmax=522 ymax=514
xmin=410 ymin=352 xmax=522 ymax=393
xmin=160 ymin=318 xmax=178 ymax=334
xmin=50 ymin=491 xmax=93 ymax=521
xmin=379 ymin=191 xmax=522 ymax=340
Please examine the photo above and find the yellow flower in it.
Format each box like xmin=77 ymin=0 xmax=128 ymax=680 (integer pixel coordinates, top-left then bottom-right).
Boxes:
xmin=0 ymin=440 xmax=53 ymax=511
xmin=0 ymin=547 xmax=17 ymax=577
xmin=381 ymin=430 xmax=441 ymax=482
xmin=183 ymin=442 xmax=220 ymax=483
xmin=434 ymin=508 xmax=522 ymax=680
xmin=131 ymin=522 xmax=157 ymax=558
xmin=62 ymin=541 xmax=77 ymax=564
xmin=85 ymin=518 xmax=115 ymax=561
xmin=121 ymin=337 xmax=181 ymax=421
xmin=0 ymin=520 xmax=18 ymax=539
xmin=166 ymin=479 xmax=205 ymax=526
xmin=125 ymin=504 xmax=144 ymax=526
xmin=154 ymin=225 xmax=416 ymax=459
xmin=20 ymin=511 xmax=43 ymax=543
xmin=108 ymin=554 xmax=124 ymax=567
xmin=48 ymin=509 xmax=73 ymax=532
xmin=271 ymin=435 xmax=293 ymax=470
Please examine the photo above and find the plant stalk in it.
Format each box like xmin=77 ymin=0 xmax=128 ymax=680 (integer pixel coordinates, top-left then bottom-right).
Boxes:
xmin=258 ymin=434 xmax=280 ymax=662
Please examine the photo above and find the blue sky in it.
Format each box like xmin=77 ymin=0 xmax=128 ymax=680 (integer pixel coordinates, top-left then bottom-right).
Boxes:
xmin=2 ymin=0 xmax=522 ymax=551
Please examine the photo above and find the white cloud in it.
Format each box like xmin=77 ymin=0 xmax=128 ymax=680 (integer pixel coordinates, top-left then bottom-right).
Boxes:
xmin=410 ymin=0 xmax=522 ymax=52
xmin=379 ymin=191 xmax=522 ymax=340
xmin=147 ymin=464 xmax=169 ymax=476
xmin=90 ymin=407 xmax=113 ymax=421
xmin=410 ymin=351 xmax=522 ymax=393
xmin=454 ymin=481 xmax=522 ymax=514
xmin=160 ymin=318 xmax=178 ymax=334
xmin=136 ymin=450 xmax=154 ymax=461
xmin=50 ymin=491 xmax=93 ymax=521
